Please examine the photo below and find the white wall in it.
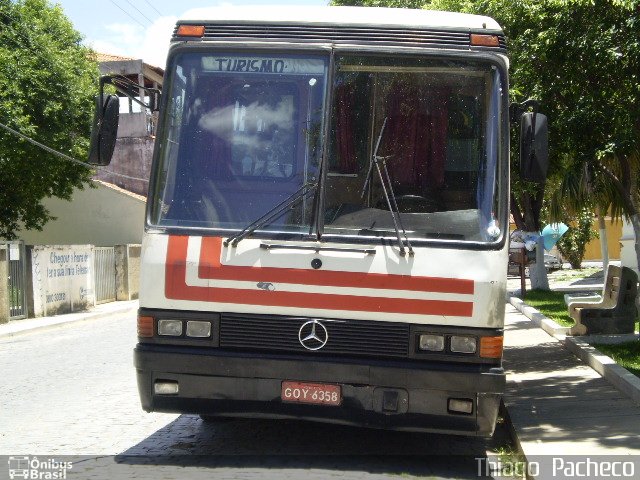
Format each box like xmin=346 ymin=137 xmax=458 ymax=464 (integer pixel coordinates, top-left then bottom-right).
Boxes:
xmin=31 ymin=245 xmax=95 ymax=317
xmin=17 ymin=180 xmax=146 ymax=246
xmin=620 ymin=220 xmax=638 ymax=273
xmin=620 ymin=219 xmax=638 ymax=275
xmin=118 ymin=112 xmax=149 ymax=138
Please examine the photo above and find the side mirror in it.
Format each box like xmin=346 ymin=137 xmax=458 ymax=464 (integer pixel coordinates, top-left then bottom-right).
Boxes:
xmin=88 ymin=94 xmax=119 ymax=166
xmin=520 ymin=112 xmax=549 ymax=183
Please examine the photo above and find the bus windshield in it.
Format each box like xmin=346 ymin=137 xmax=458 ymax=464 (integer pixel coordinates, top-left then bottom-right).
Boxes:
xmin=324 ymin=55 xmax=503 ymax=243
xmin=151 ymin=51 xmax=504 ymax=244
xmin=152 ymin=52 xmax=328 ymax=233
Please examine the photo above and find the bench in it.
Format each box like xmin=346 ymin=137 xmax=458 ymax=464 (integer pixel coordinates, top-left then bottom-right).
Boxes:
xmin=568 ymin=265 xmax=638 ymax=335
xmin=564 ymin=291 xmax=602 ymax=306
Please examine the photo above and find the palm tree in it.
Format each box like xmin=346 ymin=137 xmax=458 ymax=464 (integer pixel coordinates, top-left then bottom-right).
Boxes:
xmin=548 ymin=150 xmax=640 ymax=274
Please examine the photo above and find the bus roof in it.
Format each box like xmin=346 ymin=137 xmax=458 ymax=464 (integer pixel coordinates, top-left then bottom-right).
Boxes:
xmin=178 ymin=6 xmax=502 ymax=32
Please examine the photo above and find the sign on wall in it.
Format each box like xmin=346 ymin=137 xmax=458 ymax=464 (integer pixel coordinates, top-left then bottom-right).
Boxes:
xmin=31 ymin=245 xmax=95 ymax=316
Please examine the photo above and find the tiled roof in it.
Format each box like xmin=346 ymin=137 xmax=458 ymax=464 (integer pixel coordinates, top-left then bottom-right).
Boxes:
xmin=95 ymin=52 xmax=164 ymax=74
xmin=96 ymin=52 xmax=138 ymax=63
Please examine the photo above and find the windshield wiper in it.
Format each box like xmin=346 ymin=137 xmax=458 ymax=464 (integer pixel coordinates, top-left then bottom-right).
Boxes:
xmin=361 ymin=118 xmax=414 ymax=257
xmin=224 ymin=182 xmax=317 ymax=248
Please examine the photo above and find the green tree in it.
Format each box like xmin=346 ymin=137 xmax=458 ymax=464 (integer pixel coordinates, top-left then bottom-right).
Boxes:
xmin=556 ymin=208 xmax=599 ymax=269
xmin=0 ymin=0 xmax=98 ymax=239
xmin=331 ymin=0 xmax=427 ymax=7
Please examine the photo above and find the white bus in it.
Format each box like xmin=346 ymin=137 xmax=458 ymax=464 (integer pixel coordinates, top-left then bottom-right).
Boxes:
xmin=90 ymin=6 xmax=547 ymax=436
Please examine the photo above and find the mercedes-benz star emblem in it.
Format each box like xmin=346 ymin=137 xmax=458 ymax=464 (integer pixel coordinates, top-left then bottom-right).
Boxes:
xmin=298 ymin=320 xmax=329 ymax=351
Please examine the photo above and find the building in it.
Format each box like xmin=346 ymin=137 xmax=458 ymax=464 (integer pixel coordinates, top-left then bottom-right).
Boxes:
xmin=582 ymin=216 xmax=623 ymax=261
xmin=93 ymin=53 xmax=164 ymax=197
xmin=15 ymin=180 xmax=145 ymax=246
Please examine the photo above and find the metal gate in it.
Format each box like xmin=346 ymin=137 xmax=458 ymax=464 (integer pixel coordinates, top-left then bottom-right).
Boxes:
xmin=94 ymin=247 xmax=116 ymax=304
xmin=6 ymin=241 xmax=27 ymax=320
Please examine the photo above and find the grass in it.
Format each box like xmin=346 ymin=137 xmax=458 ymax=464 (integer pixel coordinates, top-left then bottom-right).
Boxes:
xmin=486 ymin=405 xmax=528 ymax=479
xmin=549 ymin=267 xmax=600 ymax=283
xmin=591 ymin=341 xmax=640 ymax=378
xmin=521 ymin=289 xmax=574 ymax=327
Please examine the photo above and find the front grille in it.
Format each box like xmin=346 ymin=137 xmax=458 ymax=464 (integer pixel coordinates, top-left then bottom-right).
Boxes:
xmin=173 ymin=23 xmax=506 ymax=52
xmin=220 ymin=313 xmax=410 ymax=358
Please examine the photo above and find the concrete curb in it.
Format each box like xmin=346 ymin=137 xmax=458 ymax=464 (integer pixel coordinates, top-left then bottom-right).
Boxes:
xmin=579 ymin=333 xmax=640 ymax=345
xmin=508 ymin=296 xmax=571 ymax=336
xmin=564 ymin=336 xmax=640 ymax=406
xmin=0 ymin=300 xmax=138 ymax=339
xmin=508 ymin=295 xmax=640 ymax=407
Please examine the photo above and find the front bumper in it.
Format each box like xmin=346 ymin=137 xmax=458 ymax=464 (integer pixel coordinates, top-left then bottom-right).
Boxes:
xmin=134 ymin=345 xmax=505 ymax=436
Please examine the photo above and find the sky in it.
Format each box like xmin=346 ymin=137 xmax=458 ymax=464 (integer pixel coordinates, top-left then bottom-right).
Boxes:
xmin=55 ymin=0 xmax=328 ymax=68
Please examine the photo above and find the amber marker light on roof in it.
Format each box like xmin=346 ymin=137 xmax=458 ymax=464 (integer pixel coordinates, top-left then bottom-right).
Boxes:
xmin=470 ymin=34 xmax=500 ymax=47
xmin=177 ymin=25 xmax=205 ymax=37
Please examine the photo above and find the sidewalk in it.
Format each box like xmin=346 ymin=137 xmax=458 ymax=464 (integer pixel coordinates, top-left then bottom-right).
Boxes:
xmin=0 ymin=299 xmax=138 ymax=338
xmin=506 ymin=263 xmax=610 ymax=295
xmin=503 ymin=303 xmax=640 ymax=455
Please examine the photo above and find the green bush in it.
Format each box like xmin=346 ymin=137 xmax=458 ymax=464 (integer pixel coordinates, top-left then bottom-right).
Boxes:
xmin=557 ymin=208 xmax=599 ymax=269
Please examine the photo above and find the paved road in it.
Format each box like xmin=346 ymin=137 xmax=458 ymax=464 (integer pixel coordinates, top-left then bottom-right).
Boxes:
xmin=0 ymin=312 xmax=511 ymax=479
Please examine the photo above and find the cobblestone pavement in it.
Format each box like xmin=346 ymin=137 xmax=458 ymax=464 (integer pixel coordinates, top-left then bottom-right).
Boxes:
xmin=0 ymin=312 xmax=510 ymax=479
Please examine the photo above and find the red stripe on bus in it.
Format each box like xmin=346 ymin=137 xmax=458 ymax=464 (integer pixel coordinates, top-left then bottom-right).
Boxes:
xmin=165 ymin=236 xmax=474 ymax=317
xmin=196 ymin=236 xmax=474 ymax=295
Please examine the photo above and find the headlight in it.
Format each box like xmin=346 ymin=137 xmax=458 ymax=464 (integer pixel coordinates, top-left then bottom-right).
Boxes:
xmin=450 ymin=335 xmax=477 ymax=354
xmin=418 ymin=334 xmax=445 ymax=352
xmin=157 ymin=319 xmax=183 ymax=336
xmin=186 ymin=320 xmax=211 ymax=338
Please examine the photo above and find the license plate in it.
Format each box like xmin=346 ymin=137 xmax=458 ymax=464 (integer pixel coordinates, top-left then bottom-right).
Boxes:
xmin=281 ymin=381 xmax=341 ymax=406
